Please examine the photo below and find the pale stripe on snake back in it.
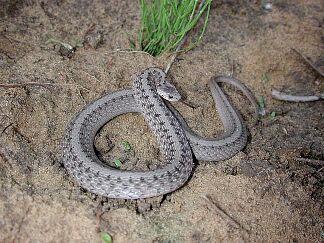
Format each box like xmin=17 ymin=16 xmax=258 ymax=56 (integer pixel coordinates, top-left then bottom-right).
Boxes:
xmin=62 ymin=67 xmax=258 ymax=199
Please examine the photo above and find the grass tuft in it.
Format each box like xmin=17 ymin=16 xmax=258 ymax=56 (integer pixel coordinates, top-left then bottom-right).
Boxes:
xmin=138 ymin=0 xmax=212 ymax=56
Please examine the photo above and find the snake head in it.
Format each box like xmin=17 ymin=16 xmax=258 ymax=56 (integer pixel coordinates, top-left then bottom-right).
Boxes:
xmin=157 ymin=80 xmax=182 ymax=102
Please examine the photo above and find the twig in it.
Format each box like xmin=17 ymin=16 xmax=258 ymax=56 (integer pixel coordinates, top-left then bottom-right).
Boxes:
xmin=95 ymin=207 xmax=105 ymax=233
xmin=180 ymin=100 xmax=198 ymax=109
xmin=293 ymin=157 xmax=324 ymax=166
xmin=317 ymin=167 xmax=324 ymax=173
xmin=0 ymin=82 xmax=92 ymax=93
xmin=2 ymin=34 xmax=30 ymax=45
xmin=79 ymin=69 xmax=102 ymax=83
xmin=164 ymin=34 xmax=191 ymax=74
xmin=0 ymin=82 xmax=57 ymax=89
xmin=108 ymin=49 xmax=153 ymax=56
xmin=12 ymin=126 xmax=32 ymax=144
xmin=291 ymin=48 xmax=324 ymax=77
xmin=1 ymin=123 xmax=14 ymax=136
xmin=202 ymin=194 xmax=249 ymax=233
xmin=84 ymin=23 xmax=96 ymax=37
xmin=228 ymin=56 xmax=235 ymax=77
xmin=271 ymin=89 xmax=324 ymax=102
xmin=164 ymin=0 xmax=207 ymax=74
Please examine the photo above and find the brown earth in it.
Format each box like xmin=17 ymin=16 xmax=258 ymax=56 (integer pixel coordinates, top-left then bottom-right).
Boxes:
xmin=0 ymin=0 xmax=323 ymax=242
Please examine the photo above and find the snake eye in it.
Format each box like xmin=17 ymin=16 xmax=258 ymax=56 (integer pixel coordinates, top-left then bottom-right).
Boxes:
xmin=168 ymin=95 xmax=173 ymax=99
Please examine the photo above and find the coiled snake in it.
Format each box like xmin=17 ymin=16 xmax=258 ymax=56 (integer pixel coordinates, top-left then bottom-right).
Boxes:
xmin=62 ymin=68 xmax=258 ymax=199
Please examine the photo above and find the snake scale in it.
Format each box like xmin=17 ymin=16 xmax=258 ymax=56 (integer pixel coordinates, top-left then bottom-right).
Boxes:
xmin=62 ymin=67 xmax=258 ymax=199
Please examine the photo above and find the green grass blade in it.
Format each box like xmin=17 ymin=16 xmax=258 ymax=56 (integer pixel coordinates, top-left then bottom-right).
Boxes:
xmin=138 ymin=0 xmax=212 ymax=56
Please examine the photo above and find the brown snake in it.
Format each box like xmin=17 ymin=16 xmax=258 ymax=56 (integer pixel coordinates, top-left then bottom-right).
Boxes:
xmin=62 ymin=68 xmax=258 ymax=199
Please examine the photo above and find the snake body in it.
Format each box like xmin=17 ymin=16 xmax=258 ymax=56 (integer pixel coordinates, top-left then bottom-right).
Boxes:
xmin=62 ymin=68 xmax=258 ymax=199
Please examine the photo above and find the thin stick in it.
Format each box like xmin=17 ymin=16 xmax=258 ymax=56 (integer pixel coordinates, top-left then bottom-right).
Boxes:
xmin=1 ymin=123 xmax=14 ymax=136
xmin=291 ymin=48 xmax=324 ymax=77
xmin=180 ymin=99 xmax=197 ymax=109
xmin=164 ymin=36 xmax=190 ymax=74
xmin=202 ymin=194 xmax=249 ymax=233
xmin=272 ymin=89 xmax=324 ymax=102
xmin=0 ymin=82 xmax=90 ymax=91
xmin=164 ymin=0 xmax=207 ymax=74
xmin=293 ymin=157 xmax=324 ymax=166
xmin=108 ymin=49 xmax=153 ymax=56
xmin=0 ymin=82 xmax=57 ymax=88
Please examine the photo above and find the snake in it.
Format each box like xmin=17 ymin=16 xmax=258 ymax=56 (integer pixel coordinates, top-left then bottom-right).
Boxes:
xmin=62 ymin=67 xmax=258 ymax=199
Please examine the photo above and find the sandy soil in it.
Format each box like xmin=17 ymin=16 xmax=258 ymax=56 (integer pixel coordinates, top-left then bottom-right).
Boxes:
xmin=0 ymin=0 xmax=323 ymax=242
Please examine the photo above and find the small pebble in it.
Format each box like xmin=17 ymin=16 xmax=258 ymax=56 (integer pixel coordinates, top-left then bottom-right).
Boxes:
xmin=262 ymin=2 xmax=272 ymax=11
xmin=85 ymin=30 xmax=103 ymax=49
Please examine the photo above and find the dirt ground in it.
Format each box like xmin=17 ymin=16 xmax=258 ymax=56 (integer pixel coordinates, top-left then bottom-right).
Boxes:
xmin=0 ymin=0 xmax=323 ymax=242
